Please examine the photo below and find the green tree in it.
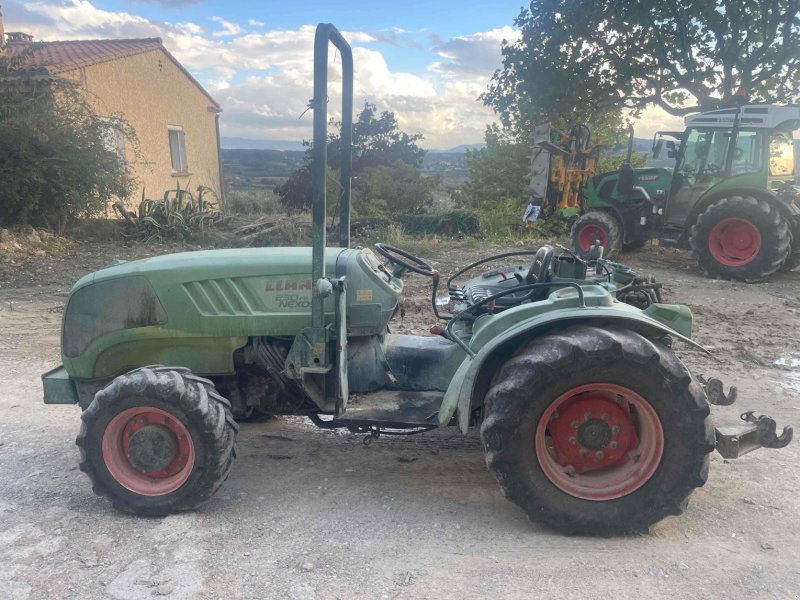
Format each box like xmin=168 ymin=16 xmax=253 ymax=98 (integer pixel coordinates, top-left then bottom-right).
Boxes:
xmin=485 ymin=0 xmax=800 ymax=136
xmin=274 ymin=163 xmax=341 ymax=215
xmin=0 ymin=49 xmax=136 ymax=228
xmin=454 ymin=126 xmax=530 ymax=209
xmin=276 ymin=101 xmax=432 ymax=215
xmin=353 ymin=161 xmax=440 ymax=216
xmin=326 ymin=102 xmax=427 ymax=170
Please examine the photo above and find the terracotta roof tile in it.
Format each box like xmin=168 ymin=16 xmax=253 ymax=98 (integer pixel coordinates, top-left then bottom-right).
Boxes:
xmin=5 ymin=38 xmax=219 ymax=109
xmin=6 ymin=38 xmax=163 ymax=74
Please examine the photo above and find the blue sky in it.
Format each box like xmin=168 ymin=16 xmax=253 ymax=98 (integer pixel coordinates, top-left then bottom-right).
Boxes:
xmin=3 ymin=0 xmax=682 ymax=148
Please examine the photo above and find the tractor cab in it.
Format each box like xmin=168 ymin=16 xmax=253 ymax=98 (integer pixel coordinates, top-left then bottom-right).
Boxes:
xmin=572 ymin=102 xmax=800 ymax=281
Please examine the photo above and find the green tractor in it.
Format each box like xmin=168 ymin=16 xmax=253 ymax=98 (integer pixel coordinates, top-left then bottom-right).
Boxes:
xmin=41 ymin=25 xmax=792 ymax=535
xmin=571 ymin=100 xmax=800 ymax=281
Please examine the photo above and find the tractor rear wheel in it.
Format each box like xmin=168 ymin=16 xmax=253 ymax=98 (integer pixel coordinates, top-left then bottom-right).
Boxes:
xmin=690 ymin=196 xmax=790 ymax=281
xmin=571 ymin=210 xmax=622 ymax=258
xmin=783 ymin=221 xmax=800 ymax=271
xmin=480 ymin=325 xmax=714 ymax=535
xmin=77 ymin=366 xmax=238 ymax=516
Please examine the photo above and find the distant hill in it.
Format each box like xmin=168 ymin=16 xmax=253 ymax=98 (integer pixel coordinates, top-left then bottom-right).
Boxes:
xmin=431 ymin=143 xmax=485 ymax=153
xmin=221 ymin=137 xmax=306 ymax=151
xmin=222 ymin=148 xmax=305 ymax=192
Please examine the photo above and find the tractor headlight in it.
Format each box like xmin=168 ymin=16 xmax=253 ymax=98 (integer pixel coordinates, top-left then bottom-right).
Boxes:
xmin=63 ymin=276 xmax=167 ymax=358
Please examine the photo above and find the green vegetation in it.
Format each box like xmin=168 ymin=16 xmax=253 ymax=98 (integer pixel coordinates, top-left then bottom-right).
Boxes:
xmin=485 ymin=0 xmax=799 ymax=128
xmin=275 ymin=101 xmax=438 ymax=217
xmin=453 ymin=126 xmax=530 ymax=211
xmin=113 ymin=185 xmax=222 ymax=242
xmin=224 ymin=189 xmax=282 ymax=215
xmin=0 ymin=48 xmax=135 ymax=230
xmin=222 ymin=149 xmax=304 ymax=193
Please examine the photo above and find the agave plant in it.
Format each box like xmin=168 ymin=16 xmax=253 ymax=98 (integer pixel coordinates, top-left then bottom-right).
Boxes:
xmin=113 ymin=183 xmax=223 ymax=241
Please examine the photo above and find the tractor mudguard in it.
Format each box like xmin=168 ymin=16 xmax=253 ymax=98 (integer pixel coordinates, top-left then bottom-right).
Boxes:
xmin=438 ymin=305 xmax=706 ymax=432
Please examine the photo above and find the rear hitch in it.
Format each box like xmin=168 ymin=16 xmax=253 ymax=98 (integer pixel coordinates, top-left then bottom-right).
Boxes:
xmin=698 ymin=375 xmax=737 ymax=406
xmin=715 ymin=412 xmax=793 ymax=459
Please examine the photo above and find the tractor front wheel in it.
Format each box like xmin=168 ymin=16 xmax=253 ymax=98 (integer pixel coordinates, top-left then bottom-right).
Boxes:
xmin=76 ymin=366 xmax=238 ymax=516
xmin=570 ymin=210 xmax=622 ymax=258
xmin=690 ymin=196 xmax=790 ymax=281
xmin=481 ymin=325 xmax=714 ymax=535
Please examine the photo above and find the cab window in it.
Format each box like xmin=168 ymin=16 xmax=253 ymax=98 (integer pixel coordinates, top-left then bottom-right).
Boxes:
xmin=678 ymin=129 xmax=729 ymax=177
xmin=768 ymin=131 xmax=795 ymax=176
xmin=731 ymin=130 xmax=763 ymax=175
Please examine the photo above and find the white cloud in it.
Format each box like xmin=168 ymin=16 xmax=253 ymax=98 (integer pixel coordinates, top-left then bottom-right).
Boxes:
xmin=211 ymin=16 xmax=243 ymax=38
xmin=630 ymin=105 xmax=686 ymax=138
xmin=248 ymin=19 xmax=265 ymax=27
xmin=430 ymin=26 xmax=520 ymax=78
xmin=9 ymin=1 xmax=515 ymax=147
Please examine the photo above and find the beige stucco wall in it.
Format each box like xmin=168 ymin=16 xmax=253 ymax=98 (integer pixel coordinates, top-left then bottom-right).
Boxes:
xmin=60 ymin=49 xmax=221 ymax=208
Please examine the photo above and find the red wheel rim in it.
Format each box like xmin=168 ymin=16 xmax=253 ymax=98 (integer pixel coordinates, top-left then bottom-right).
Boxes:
xmin=102 ymin=407 xmax=194 ymax=496
xmin=577 ymin=224 xmax=608 ymax=252
xmin=535 ymin=383 xmax=664 ymax=501
xmin=708 ymin=217 xmax=762 ymax=267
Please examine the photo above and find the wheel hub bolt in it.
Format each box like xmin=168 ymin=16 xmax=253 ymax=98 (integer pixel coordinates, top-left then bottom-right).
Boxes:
xmin=569 ymin=436 xmax=577 ymax=445
xmin=612 ymin=425 xmax=621 ymax=434
xmin=601 ymin=413 xmax=610 ymax=421
xmin=578 ymin=448 xmax=589 ymax=457
xmin=571 ymin=420 xmax=580 ymax=429
xmin=584 ymin=411 xmax=592 ymax=420
xmin=595 ymin=450 xmax=604 ymax=459
xmin=609 ymin=441 xmax=618 ymax=449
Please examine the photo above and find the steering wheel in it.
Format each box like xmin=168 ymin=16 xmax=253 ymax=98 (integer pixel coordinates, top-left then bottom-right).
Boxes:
xmin=373 ymin=243 xmax=435 ymax=277
xmin=525 ymin=246 xmax=554 ymax=284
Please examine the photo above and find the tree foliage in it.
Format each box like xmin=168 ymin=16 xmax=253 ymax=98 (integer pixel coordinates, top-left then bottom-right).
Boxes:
xmin=485 ymin=0 xmax=800 ymax=135
xmin=353 ymin=161 xmax=440 ymax=216
xmin=0 ymin=50 xmax=136 ymax=228
xmin=276 ymin=101 xmax=432 ymax=215
xmin=453 ymin=126 xmax=531 ymax=209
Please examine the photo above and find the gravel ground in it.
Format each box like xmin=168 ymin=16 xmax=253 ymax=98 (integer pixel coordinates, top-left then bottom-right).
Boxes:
xmin=0 ymin=238 xmax=798 ymax=599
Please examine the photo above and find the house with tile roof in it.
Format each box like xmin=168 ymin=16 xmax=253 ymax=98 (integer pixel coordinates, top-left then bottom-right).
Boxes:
xmin=0 ymin=8 xmax=223 ymax=208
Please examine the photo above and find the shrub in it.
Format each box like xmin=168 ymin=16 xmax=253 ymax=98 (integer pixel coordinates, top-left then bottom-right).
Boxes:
xmin=114 ymin=185 xmax=222 ymax=241
xmin=225 ymin=189 xmax=281 ymax=215
xmin=0 ymin=52 xmax=136 ymax=229
xmin=352 ymin=209 xmax=481 ymax=238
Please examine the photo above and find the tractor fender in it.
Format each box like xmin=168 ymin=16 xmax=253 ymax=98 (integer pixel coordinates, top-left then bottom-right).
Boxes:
xmin=586 ymin=195 xmax=652 ymax=246
xmin=438 ymin=307 xmax=706 ymax=433
xmin=687 ymin=186 xmax=800 ymax=229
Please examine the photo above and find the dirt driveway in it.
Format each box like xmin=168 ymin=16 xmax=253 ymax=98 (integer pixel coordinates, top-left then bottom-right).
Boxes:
xmin=0 ymin=238 xmax=798 ymax=599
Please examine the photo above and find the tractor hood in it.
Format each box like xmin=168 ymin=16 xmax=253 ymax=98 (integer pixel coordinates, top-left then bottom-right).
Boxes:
xmin=62 ymin=246 xmax=403 ymax=379
xmin=71 ymin=247 xmax=345 ymax=290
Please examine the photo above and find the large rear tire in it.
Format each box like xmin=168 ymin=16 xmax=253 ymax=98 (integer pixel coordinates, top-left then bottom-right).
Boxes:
xmin=480 ymin=325 xmax=714 ymax=535
xmin=76 ymin=366 xmax=238 ymax=516
xmin=783 ymin=220 xmax=800 ymax=271
xmin=690 ymin=196 xmax=790 ymax=281
xmin=571 ymin=210 xmax=623 ymax=258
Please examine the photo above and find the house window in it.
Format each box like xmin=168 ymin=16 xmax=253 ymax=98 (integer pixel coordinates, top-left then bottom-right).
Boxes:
xmin=168 ymin=126 xmax=188 ymax=173
xmin=100 ymin=119 xmax=126 ymax=164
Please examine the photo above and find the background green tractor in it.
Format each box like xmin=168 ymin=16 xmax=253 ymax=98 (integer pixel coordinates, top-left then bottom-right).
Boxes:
xmin=42 ymin=25 xmax=792 ymax=536
xmin=571 ymin=100 xmax=800 ymax=281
